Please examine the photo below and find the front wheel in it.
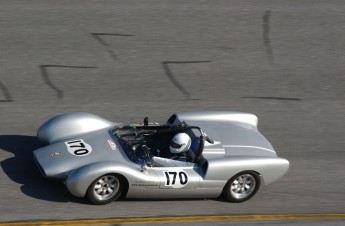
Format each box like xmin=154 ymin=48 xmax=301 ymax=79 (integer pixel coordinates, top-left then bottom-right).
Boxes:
xmin=223 ymin=171 xmax=260 ymax=203
xmin=87 ymin=174 xmax=122 ymax=205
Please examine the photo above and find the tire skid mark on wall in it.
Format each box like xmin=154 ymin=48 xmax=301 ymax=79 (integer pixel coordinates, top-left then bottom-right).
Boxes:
xmin=161 ymin=61 xmax=212 ymax=100
xmin=243 ymin=96 xmax=301 ymax=101
xmin=91 ymin=33 xmax=134 ymax=61
xmin=39 ymin=65 xmax=98 ymax=99
xmin=0 ymin=80 xmax=13 ymax=102
xmin=263 ymin=10 xmax=274 ymax=63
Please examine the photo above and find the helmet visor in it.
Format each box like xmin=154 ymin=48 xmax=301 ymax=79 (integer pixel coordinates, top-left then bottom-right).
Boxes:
xmin=171 ymin=141 xmax=183 ymax=149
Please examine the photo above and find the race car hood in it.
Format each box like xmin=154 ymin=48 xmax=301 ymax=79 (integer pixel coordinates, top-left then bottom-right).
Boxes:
xmin=200 ymin=121 xmax=277 ymax=158
xmin=33 ymin=128 xmax=126 ymax=179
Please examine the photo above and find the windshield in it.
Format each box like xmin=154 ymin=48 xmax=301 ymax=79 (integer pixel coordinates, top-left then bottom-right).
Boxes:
xmin=112 ymin=124 xmax=157 ymax=165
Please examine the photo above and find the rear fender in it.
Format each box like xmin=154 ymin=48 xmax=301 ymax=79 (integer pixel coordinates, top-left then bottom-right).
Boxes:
xmin=65 ymin=162 xmax=146 ymax=197
xmin=37 ymin=112 xmax=117 ymax=144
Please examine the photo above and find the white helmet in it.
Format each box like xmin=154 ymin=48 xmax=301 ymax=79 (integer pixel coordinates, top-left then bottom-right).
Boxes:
xmin=169 ymin=133 xmax=191 ymax=154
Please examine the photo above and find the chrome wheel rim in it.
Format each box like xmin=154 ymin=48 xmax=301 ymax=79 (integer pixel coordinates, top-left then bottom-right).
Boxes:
xmin=230 ymin=174 xmax=256 ymax=199
xmin=93 ymin=175 xmax=119 ymax=201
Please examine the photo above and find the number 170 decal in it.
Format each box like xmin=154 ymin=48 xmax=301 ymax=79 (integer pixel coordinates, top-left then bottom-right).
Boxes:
xmin=164 ymin=171 xmax=189 ymax=188
xmin=65 ymin=139 xmax=92 ymax=156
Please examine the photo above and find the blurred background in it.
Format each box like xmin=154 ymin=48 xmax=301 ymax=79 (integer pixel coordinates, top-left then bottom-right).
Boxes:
xmin=0 ymin=0 xmax=345 ymax=223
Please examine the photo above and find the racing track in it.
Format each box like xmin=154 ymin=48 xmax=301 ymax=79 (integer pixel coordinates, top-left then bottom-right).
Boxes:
xmin=0 ymin=0 xmax=345 ymax=224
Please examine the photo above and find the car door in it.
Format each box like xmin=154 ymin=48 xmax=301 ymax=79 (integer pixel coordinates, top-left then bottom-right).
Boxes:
xmin=150 ymin=159 xmax=203 ymax=191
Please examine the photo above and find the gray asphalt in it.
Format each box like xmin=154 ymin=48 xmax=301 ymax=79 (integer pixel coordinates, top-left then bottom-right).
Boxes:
xmin=1 ymin=0 xmax=345 ymax=224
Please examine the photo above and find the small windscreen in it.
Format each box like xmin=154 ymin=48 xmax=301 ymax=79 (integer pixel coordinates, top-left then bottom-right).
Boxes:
xmin=167 ymin=114 xmax=177 ymax=124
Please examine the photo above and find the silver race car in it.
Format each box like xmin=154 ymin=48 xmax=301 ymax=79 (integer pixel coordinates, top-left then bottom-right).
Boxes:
xmin=33 ymin=111 xmax=289 ymax=205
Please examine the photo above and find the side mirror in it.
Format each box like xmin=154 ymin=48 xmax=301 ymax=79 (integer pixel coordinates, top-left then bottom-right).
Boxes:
xmin=144 ymin=117 xmax=148 ymax=126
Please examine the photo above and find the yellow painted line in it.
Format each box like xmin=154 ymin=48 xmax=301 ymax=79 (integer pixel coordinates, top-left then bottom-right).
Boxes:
xmin=1 ymin=213 xmax=345 ymax=226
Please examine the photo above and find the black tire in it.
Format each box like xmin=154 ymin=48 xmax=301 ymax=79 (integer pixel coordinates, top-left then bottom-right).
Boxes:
xmin=87 ymin=174 xmax=122 ymax=205
xmin=223 ymin=171 xmax=260 ymax=203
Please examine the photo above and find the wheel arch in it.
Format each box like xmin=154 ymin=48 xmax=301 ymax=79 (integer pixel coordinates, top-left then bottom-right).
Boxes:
xmin=222 ymin=170 xmax=261 ymax=202
xmin=89 ymin=172 xmax=130 ymax=198
xmin=116 ymin=173 xmax=129 ymax=199
xmin=223 ymin=170 xmax=261 ymax=188
xmin=65 ymin=162 xmax=138 ymax=198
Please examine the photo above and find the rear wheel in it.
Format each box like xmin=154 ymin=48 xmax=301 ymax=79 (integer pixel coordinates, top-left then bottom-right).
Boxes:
xmin=87 ymin=174 xmax=122 ymax=205
xmin=223 ymin=171 xmax=260 ymax=203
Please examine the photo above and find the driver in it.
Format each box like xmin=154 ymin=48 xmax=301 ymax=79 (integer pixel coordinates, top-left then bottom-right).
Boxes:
xmin=169 ymin=133 xmax=191 ymax=161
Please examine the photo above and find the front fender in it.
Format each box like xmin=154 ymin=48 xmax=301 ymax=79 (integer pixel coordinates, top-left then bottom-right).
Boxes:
xmin=205 ymin=156 xmax=289 ymax=186
xmin=65 ymin=161 xmax=141 ymax=197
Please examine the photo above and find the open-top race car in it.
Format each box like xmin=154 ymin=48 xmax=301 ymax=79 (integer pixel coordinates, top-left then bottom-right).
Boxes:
xmin=33 ymin=111 xmax=289 ymax=205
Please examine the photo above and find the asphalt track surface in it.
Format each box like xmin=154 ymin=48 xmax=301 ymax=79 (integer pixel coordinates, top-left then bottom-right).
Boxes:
xmin=0 ymin=0 xmax=345 ymax=224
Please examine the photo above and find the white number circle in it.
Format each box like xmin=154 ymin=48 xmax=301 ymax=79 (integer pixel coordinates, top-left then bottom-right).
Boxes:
xmin=65 ymin=139 xmax=92 ymax=156
xmin=164 ymin=171 xmax=189 ymax=188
